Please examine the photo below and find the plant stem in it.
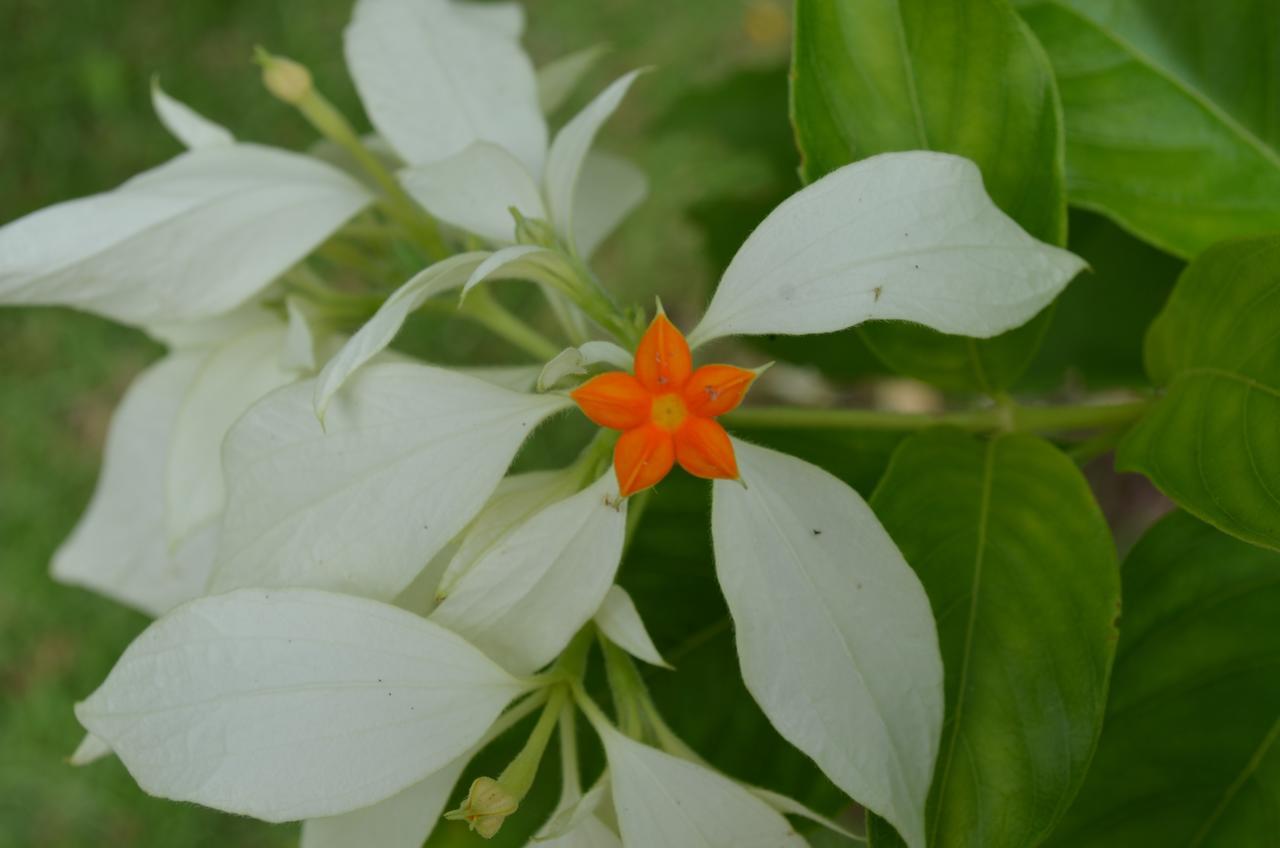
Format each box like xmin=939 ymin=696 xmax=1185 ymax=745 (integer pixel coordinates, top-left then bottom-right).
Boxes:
xmin=722 ymin=399 xmax=1150 ymax=435
xmin=497 ymin=686 xmax=567 ymax=799
xmin=258 ymin=49 xmax=448 ymax=258
xmin=460 ymin=287 xmax=561 ymax=361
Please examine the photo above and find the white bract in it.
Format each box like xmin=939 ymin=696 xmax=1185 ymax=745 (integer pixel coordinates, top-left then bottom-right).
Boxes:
xmin=687 ymin=151 xmax=1085 ymax=346
xmin=596 ymin=723 xmax=808 ymax=848
xmin=0 ymin=143 xmax=371 ymax=325
xmin=714 ymin=440 xmax=943 ymax=848
xmin=210 ymin=362 xmax=572 ymax=601
xmin=432 ymin=473 xmax=627 ymax=674
xmin=76 ymin=589 xmax=530 ymax=822
xmin=1 ymin=85 xmax=347 ymax=614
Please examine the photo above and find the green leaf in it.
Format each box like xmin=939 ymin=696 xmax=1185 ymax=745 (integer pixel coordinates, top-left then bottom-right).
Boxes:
xmin=868 ymin=430 xmax=1120 ymax=847
xmin=792 ymin=0 xmax=1068 ymax=393
xmin=1116 ymin=233 xmax=1280 ymax=552
xmin=1020 ymin=210 xmax=1183 ymax=391
xmin=1017 ymin=0 xmax=1280 ymax=258
xmin=1045 ymin=510 xmax=1280 ymax=847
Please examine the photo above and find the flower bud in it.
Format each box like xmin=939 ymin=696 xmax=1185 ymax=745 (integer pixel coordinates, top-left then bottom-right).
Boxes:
xmin=256 ymin=49 xmax=313 ymax=105
xmin=444 ymin=776 xmax=519 ymax=839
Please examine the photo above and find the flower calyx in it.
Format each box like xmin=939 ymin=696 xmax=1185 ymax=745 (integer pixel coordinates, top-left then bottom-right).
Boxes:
xmin=444 ymin=776 xmax=520 ymax=839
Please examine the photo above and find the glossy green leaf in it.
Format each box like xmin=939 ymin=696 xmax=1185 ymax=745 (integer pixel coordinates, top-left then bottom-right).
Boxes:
xmin=1020 ymin=210 xmax=1182 ymax=391
xmin=792 ymin=0 xmax=1067 ymax=393
xmin=1117 ymin=234 xmax=1280 ymax=552
xmin=1018 ymin=0 xmax=1280 ymax=258
xmin=1046 ymin=510 xmax=1280 ymax=847
xmin=868 ymin=430 xmax=1120 ymax=846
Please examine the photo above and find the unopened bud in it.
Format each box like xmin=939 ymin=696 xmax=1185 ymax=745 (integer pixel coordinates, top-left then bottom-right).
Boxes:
xmin=444 ymin=776 xmax=519 ymax=839
xmin=511 ymin=208 xmax=559 ymax=248
xmin=256 ymin=48 xmax=313 ymax=104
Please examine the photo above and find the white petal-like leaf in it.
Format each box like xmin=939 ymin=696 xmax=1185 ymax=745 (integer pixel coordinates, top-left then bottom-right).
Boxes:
xmin=166 ymin=326 xmax=300 ymax=547
xmin=594 ymin=586 xmax=670 ymax=669
xmin=345 ymin=0 xmax=546 ymax=172
xmin=462 ymin=244 xmax=569 ymax=297
xmin=399 ymin=143 xmax=545 ymax=245
xmin=151 ymin=78 xmax=233 ymax=149
xmin=572 ymin=152 xmax=647 ymax=259
xmin=69 ymin=733 xmax=112 ymax=767
xmin=301 ymin=759 xmax=467 ymax=848
xmin=600 ymin=725 xmax=808 ymax=848
xmin=449 ymin=0 xmax=524 ymax=38
xmin=536 ymin=813 xmax=621 ymax=848
xmin=313 ymin=253 xmax=488 ymax=417
xmin=537 ymin=44 xmax=610 ymax=114
xmin=750 ymin=787 xmax=860 ymax=843
xmin=544 ymin=71 xmax=643 ymax=248
xmin=212 ymin=362 xmax=572 ymax=601
xmin=76 ymin=589 xmax=525 ymax=822
xmin=437 ymin=467 xmax=580 ymax=597
xmin=304 ymin=685 xmax=545 ymax=847
xmin=455 ymin=364 xmax=542 ymax=392
xmin=0 ymin=143 xmax=372 ymax=324
xmin=711 ymin=440 xmax=943 ymax=848
xmin=282 ymin=296 xmax=321 ymax=373
xmin=537 ymin=775 xmax=611 ymax=841
xmin=687 ymin=152 xmax=1085 ymax=347
xmin=577 ymin=340 xmax=634 ymax=371
xmin=536 ymin=340 xmax=633 ymax=392
xmin=538 ymin=348 xmax=590 ymax=392
xmin=51 ymin=353 xmax=218 ymax=616
xmin=144 ymin=300 xmax=278 ymax=349
xmin=431 ymin=473 xmax=627 ymax=675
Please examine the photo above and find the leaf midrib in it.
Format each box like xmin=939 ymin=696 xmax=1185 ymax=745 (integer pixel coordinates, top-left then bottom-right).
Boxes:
xmin=928 ymin=436 xmax=998 ymax=845
xmin=1030 ymin=1 xmax=1280 ymax=171
xmin=1188 ymin=716 xmax=1280 ymax=847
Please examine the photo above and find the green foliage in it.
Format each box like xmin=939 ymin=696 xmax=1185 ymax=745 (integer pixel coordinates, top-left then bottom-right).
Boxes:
xmin=1020 ymin=210 xmax=1182 ymax=390
xmin=1046 ymin=510 xmax=1280 ymax=847
xmin=791 ymin=0 xmax=1067 ymax=393
xmin=866 ymin=430 xmax=1119 ymax=847
xmin=1118 ymin=234 xmax=1280 ymax=552
xmin=1018 ymin=0 xmax=1280 ymax=258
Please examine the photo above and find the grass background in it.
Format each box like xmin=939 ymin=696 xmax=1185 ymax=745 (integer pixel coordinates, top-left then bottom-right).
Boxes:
xmin=0 ymin=1 xmax=792 ymax=844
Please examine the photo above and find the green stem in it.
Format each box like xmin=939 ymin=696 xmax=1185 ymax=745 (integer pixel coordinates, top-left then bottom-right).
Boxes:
xmin=722 ymin=399 xmax=1150 ymax=436
xmin=1067 ymin=425 xmax=1127 ymax=465
xmin=460 ymin=287 xmax=561 ymax=361
xmin=600 ymin=636 xmax=646 ymax=739
xmin=622 ymin=489 xmax=651 ymax=557
xmin=497 ymin=686 xmax=567 ymax=800
xmin=258 ymin=49 xmax=447 ymax=258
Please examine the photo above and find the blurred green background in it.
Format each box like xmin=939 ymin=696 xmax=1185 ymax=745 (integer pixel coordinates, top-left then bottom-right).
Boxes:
xmin=0 ymin=1 xmax=794 ymax=844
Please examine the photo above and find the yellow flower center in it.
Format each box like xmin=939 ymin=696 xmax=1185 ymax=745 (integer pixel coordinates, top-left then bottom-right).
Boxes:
xmin=650 ymin=393 xmax=688 ymax=431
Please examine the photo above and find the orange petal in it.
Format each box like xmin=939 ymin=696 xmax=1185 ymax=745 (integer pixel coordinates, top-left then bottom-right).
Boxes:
xmin=571 ymin=372 xmax=652 ymax=431
xmin=683 ymin=364 xmax=758 ymax=418
xmin=673 ymin=417 xmax=738 ymax=481
xmin=614 ymin=424 xmax=676 ymax=497
xmin=634 ymin=312 xmax=692 ymax=394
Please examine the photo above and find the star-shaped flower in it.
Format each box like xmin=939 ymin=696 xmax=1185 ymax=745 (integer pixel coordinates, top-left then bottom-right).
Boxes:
xmin=570 ymin=310 xmax=760 ymax=496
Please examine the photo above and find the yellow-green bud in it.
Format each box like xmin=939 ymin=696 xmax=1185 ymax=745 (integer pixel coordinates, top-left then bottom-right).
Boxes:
xmin=257 ymin=50 xmax=313 ymax=105
xmin=444 ymin=776 xmax=519 ymax=839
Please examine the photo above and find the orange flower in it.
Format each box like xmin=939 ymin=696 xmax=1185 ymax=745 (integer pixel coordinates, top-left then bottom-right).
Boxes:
xmin=571 ymin=312 xmax=760 ymax=497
